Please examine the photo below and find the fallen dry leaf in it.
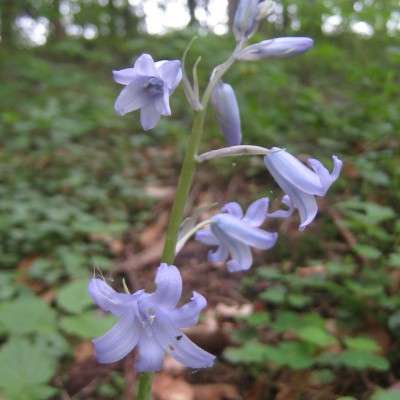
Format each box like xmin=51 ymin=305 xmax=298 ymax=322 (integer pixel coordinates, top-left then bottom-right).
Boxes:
xmin=192 ymin=383 xmax=240 ymax=400
xmin=153 ymin=373 xmax=194 ymax=400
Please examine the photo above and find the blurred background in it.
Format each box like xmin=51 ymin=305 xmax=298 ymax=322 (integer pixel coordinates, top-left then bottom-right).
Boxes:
xmin=0 ymin=1 xmax=399 ymax=399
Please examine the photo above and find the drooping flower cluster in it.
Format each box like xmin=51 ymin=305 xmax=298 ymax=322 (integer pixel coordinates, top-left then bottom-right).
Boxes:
xmin=89 ymin=263 xmax=215 ymax=372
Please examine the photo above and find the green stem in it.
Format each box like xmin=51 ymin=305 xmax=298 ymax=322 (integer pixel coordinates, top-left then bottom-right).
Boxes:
xmin=136 ymin=37 xmax=248 ymax=400
xmin=137 ymin=373 xmax=154 ymax=400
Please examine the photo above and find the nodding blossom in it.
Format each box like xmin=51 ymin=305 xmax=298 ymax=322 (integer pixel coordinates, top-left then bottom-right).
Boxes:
xmin=113 ymin=53 xmax=182 ymax=131
xmin=89 ymin=264 xmax=215 ymax=372
xmin=264 ymin=147 xmax=342 ymax=231
xmin=195 ymin=198 xmax=278 ymax=272
xmin=236 ymin=37 xmax=314 ymax=61
xmin=212 ymin=81 xmax=242 ymax=146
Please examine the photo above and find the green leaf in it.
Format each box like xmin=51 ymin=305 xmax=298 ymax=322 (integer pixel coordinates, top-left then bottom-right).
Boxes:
xmin=343 ymin=336 xmax=380 ymax=352
xmin=259 ymin=285 xmax=287 ymax=304
xmin=353 ymin=244 xmax=382 ymax=260
xmin=224 ymin=340 xmax=270 ymax=364
xmin=332 ymin=349 xmax=389 ymax=371
xmin=265 ymin=342 xmax=315 ymax=370
xmin=298 ymin=325 xmax=338 ymax=347
xmin=0 ymin=337 xmax=58 ymax=400
xmin=236 ymin=311 xmax=270 ymax=327
xmin=0 ymin=296 xmax=57 ymax=335
xmin=287 ymin=293 xmax=312 ymax=308
xmin=57 ymin=279 xmax=94 ymax=314
xmin=371 ymin=388 xmax=400 ymax=400
xmin=60 ymin=312 xmax=117 ymax=339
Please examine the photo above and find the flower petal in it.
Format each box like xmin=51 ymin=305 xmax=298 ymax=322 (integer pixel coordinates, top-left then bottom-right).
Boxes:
xmin=152 ymin=314 xmax=215 ymax=369
xmin=150 ymin=264 xmax=182 ymax=309
xmin=92 ymin=311 xmax=139 ymax=363
xmin=113 ymin=68 xmax=138 ymax=85
xmin=212 ymin=225 xmax=253 ymax=271
xmin=134 ymin=53 xmax=158 ymax=76
xmin=115 ymin=77 xmax=152 ymax=116
xmin=221 ymin=202 xmax=243 ymax=218
xmin=265 ymin=148 xmax=326 ymax=196
xmin=195 ymin=229 xmax=219 ymax=246
xmin=214 ymin=214 xmax=277 ymax=250
xmin=169 ymin=292 xmax=207 ymax=328
xmin=153 ymin=86 xmax=171 ymax=116
xmin=135 ymin=330 xmax=166 ymax=372
xmin=267 ymin=195 xmax=295 ymax=219
xmin=156 ymin=60 xmax=182 ymax=91
xmin=243 ymin=197 xmax=269 ymax=227
xmin=88 ymin=278 xmax=134 ymax=316
xmin=140 ymin=102 xmax=161 ymax=131
xmin=208 ymin=244 xmax=229 ymax=263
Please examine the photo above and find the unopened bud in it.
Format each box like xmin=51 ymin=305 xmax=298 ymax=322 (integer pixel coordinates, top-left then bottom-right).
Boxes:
xmin=212 ymin=82 xmax=242 ymax=147
xmin=256 ymin=0 xmax=275 ymax=21
xmin=233 ymin=0 xmax=260 ymax=41
xmin=236 ymin=37 xmax=314 ymax=61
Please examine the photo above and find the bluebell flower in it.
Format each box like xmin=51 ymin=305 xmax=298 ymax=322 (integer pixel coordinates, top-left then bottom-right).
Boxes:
xmin=195 ymin=198 xmax=278 ymax=272
xmin=113 ymin=53 xmax=182 ymax=131
xmin=89 ymin=263 xmax=215 ymax=372
xmin=264 ymin=147 xmax=342 ymax=231
xmin=236 ymin=37 xmax=314 ymax=61
xmin=211 ymin=81 xmax=242 ymax=146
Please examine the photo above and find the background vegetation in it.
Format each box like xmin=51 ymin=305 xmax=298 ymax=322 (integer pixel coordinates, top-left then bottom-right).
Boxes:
xmin=0 ymin=0 xmax=399 ymax=399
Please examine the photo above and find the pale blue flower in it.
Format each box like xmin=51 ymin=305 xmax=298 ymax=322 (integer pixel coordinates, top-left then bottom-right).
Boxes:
xmin=212 ymin=81 xmax=242 ymax=146
xmin=236 ymin=37 xmax=314 ymax=61
xmin=264 ymin=147 xmax=342 ymax=231
xmin=195 ymin=198 xmax=278 ymax=272
xmin=113 ymin=53 xmax=182 ymax=131
xmin=89 ymin=263 xmax=215 ymax=372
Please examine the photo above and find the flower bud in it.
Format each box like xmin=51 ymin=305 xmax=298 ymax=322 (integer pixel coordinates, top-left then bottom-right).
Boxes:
xmin=233 ymin=0 xmax=260 ymax=41
xmin=256 ymin=0 xmax=275 ymax=22
xmin=236 ymin=37 xmax=314 ymax=61
xmin=211 ymin=82 xmax=242 ymax=146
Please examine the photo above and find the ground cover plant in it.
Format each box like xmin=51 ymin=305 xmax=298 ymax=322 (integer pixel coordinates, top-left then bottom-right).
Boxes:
xmin=0 ymin=1 xmax=399 ymax=399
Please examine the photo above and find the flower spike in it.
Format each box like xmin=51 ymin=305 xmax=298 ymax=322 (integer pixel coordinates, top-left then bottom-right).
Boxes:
xmin=264 ymin=147 xmax=342 ymax=231
xmin=89 ymin=264 xmax=215 ymax=372
xmin=113 ymin=53 xmax=182 ymax=130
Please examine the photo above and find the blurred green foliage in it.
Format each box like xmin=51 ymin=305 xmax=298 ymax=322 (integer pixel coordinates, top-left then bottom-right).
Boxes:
xmin=0 ymin=1 xmax=400 ymax=398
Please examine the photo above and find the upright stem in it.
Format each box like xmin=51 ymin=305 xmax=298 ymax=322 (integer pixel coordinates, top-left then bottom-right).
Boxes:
xmin=136 ymin=38 xmax=247 ymax=400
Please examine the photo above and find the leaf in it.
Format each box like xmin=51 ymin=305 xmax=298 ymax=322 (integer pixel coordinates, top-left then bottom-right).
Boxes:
xmin=57 ymin=279 xmax=94 ymax=314
xmin=0 ymin=295 xmax=57 ymax=335
xmin=224 ymin=340 xmax=270 ymax=364
xmin=265 ymin=342 xmax=315 ymax=370
xmin=343 ymin=336 xmax=380 ymax=352
xmin=298 ymin=326 xmax=338 ymax=347
xmin=0 ymin=337 xmax=58 ymax=400
xmin=259 ymin=285 xmax=287 ymax=304
xmin=60 ymin=312 xmax=117 ymax=339
xmin=371 ymin=389 xmax=400 ymax=400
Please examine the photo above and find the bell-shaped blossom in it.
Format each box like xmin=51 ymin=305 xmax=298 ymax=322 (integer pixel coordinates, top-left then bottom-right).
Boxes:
xmin=195 ymin=198 xmax=278 ymax=272
xmin=89 ymin=263 xmax=215 ymax=372
xmin=264 ymin=147 xmax=342 ymax=231
xmin=236 ymin=37 xmax=314 ymax=61
xmin=113 ymin=53 xmax=182 ymax=131
xmin=211 ymin=81 xmax=242 ymax=146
